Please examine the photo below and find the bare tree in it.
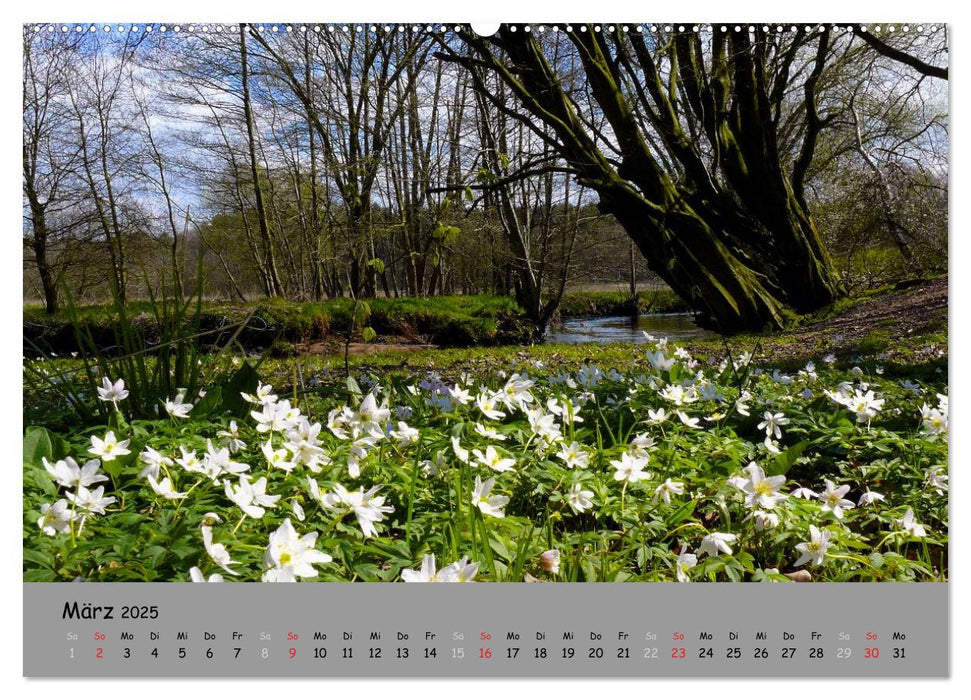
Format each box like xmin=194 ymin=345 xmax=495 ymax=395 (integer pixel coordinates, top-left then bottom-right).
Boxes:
xmin=23 ymin=27 xmax=86 ymax=312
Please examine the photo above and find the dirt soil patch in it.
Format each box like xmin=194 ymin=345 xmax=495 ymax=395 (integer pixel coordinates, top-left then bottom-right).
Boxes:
xmin=801 ymin=278 xmax=944 ymax=341
xmin=731 ymin=278 xmax=948 ymax=364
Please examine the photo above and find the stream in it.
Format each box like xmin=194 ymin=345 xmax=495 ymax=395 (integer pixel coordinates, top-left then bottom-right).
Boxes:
xmin=547 ymin=312 xmax=711 ymax=344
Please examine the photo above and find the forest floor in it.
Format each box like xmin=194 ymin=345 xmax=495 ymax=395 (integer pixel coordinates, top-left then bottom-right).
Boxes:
xmin=741 ymin=277 xmax=948 ymax=364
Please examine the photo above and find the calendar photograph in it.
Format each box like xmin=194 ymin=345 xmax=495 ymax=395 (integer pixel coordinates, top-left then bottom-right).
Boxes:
xmin=22 ymin=22 xmax=948 ymax=588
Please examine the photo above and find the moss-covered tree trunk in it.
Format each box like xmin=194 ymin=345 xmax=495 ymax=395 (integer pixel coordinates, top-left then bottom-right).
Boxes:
xmin=451 ymin=25 xmax=845 ymax=332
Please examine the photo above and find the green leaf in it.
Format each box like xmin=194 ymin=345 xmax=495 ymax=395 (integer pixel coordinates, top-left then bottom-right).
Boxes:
xmin=869 ymin=552 xmax=885 ymax=570
xmin=193 ymin=386 xmax=223 ymax=416
xmin=49 ymin=433 xmax=70 ymax=461
xmin=489 ymin=536 xmax=511 ymax=561
xmin=666 ymin=499 xmax=698 ymax=526
xmin=219 ymin=362 xmax=259 ymax=417
xmin=23 ymin=548 xmax=55 ymax=570
xmin=23 ymin=427 xmax=53 ymax=468
xmin=767 ymin=440 xmax=809 ymax=477
xmin=362 ymin=327 xmax=377 ymax=343
xmin=352 ymin=300 xmax=371 ymax=326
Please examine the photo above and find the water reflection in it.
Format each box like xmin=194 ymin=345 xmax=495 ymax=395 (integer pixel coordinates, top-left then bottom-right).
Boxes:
xmin=547 ymin=313 xmax=711 ymax=344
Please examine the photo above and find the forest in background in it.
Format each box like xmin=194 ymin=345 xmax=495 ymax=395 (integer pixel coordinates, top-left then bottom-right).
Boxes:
xmin=23 ymin=24 xmax=947 ymax=335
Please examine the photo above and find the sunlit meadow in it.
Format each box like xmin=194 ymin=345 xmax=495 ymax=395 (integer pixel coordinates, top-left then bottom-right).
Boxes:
xmin=23 ymin=334 xmax=947 ymax=584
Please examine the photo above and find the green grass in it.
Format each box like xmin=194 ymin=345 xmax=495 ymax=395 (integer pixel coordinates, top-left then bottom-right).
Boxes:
xmin=24 ymin=294 xmax=533 ymax=355
xmin=558 ymin=289 xmax=688 ymax=317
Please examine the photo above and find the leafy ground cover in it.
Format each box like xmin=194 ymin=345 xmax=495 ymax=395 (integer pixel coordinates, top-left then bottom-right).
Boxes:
xmin=24 ymin=326 xmax=947 ymax=583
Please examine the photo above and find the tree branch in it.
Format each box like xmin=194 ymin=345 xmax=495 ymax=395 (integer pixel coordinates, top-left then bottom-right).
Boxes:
xmin=852 ymin=28 xmax=947 ymax=80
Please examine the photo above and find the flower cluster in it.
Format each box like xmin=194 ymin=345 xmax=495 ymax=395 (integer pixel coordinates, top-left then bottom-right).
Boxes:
xmin=26 ymin=334 xmax=947 ymax=584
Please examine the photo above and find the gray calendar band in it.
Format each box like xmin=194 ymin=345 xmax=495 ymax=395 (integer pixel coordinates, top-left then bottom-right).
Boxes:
xmin=23 ymin=582 xmax=947 ymax=677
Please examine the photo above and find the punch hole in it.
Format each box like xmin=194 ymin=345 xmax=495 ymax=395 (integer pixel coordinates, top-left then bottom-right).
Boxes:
xmin=471 ymin=23 xmax=501 ymax=37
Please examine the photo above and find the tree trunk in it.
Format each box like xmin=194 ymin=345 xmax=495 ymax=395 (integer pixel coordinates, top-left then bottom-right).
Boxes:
xmin=240 ymin=24 xmax=283 ymax=298
xmin=24 ymin=179 xmax=58 ymax=313
xmin=452 ymin=26 xmax=844 ymax=332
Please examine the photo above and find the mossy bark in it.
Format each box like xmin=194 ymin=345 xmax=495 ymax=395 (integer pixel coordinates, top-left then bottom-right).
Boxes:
xmin=456 ymin=25 xmax=845 ymax=332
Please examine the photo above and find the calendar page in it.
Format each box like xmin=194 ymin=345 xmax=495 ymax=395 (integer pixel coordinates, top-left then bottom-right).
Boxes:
xmin=21 ymin=20 xmax=949 ymax=679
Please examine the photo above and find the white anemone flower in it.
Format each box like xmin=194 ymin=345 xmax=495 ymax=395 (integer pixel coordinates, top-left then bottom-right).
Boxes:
xmin=438 ymin=557 xmax=479 ymax=582
xmin=819 ymin=480 xmax=854 ymax=519
xmin=676 ymin=410 xmax=701 ymax=429
xmin=148 ymin=475 xmax=187 ymax=500
xmin=896 ymin=509 xmax=927 ymax=538
xmin=475 ymin=392 xmax=505 ymax=421
xmin=402 ymin=554 xmax=479 ymax=583
xmin=757 ymin=411 xmax=789 ymax=439
xmin=324 ymin=484 xmax=395 ymax=538
xmin=37 ymin=499 xmax=76 ymax=536
xmin=224 ymin=475 xmax=280 ymax=519
xmin=567 ymin=483 xmax=594 ymax=514
xmin=646 ymin=350 xmax=675 ymax=371
xmin=203 ymin=440 xmax=250 ymax=482
xmin=647 ymin=407 xmax=668 ymax=423
xmin=262 ymin=518 xmax=332 ymax=582
xmin=138 ymin=447 xmax=174 ymax=479
xmin=354 ymin=393 xmax=391 ymax=437
xmin=653 ymin=478 xmax=685 ymax=505
xmin=735 ymin=462 xmax=786 ymax=510
xmin=675 ymin=550 xmax=697 ymax=582
xmin=164 ymin=392 xmax=194 ymax=419
xmin=97 ymin=377 xmax=129 ymax=404
xmin=217 ymin=420 xmax=248 ymax=453
xmin=857 ymin=490 xmax=886 ymax=506
xmin=628 ymin=433 xmax=655 ymax=457
xmin=391 ymin=421 xmax=420 ymax=447
xmin=473 ymin=445 xmax=516 ymax=473
xmin=925 ymin=467 xmax=948 ymax=496
xmin=471 ymin=476 xmax=508 ymax=518
xmin=189 ymin=567 xmax=224 ymax=583
xmin=43 ymin=456 xmax=109 ymax=489
xmin=88 ymin=431 xmax=131 ymax=462
xmin=65 ymin=485 xmax=116 ymax=515
xmin=746 ymin=510 xmax=780 ymax=530
xmin=451 ymin=436 xmax=470 ymax=464
xmin=474 ymin=422 xmax=507 ymax=441
xmin=401 ymin=554 xmax=441 ymax=582
xmin=241 ymin=382 xmax=278 ymax=405
xmin=790 ymin=486 xmax=818 ymax=500
xmin=610 ymin=452 xmax=650 ymax=483
xmin=251 ymin=400 xmax=298 ymax=433
xmin=201 ymin=515 xmax=239 ymax=576
xmin=698 ymin=532 xmax=737 ymax=558
xmin=793 ymin=525 xmax=831 ymax=567
xmin=556 ymin=441 xmax=590 ymax=469
xmin=262 ymin=439 xmax=297 ymax=473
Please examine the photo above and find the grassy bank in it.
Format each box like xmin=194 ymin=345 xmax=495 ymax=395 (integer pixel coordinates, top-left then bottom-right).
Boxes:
xmin=23 ymin=294 xmax=533 ymax=356
xmin=23 ymin=289 xmax=692 ymax=357
xmin=557 ymin=288 xmax=688 ymax=317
